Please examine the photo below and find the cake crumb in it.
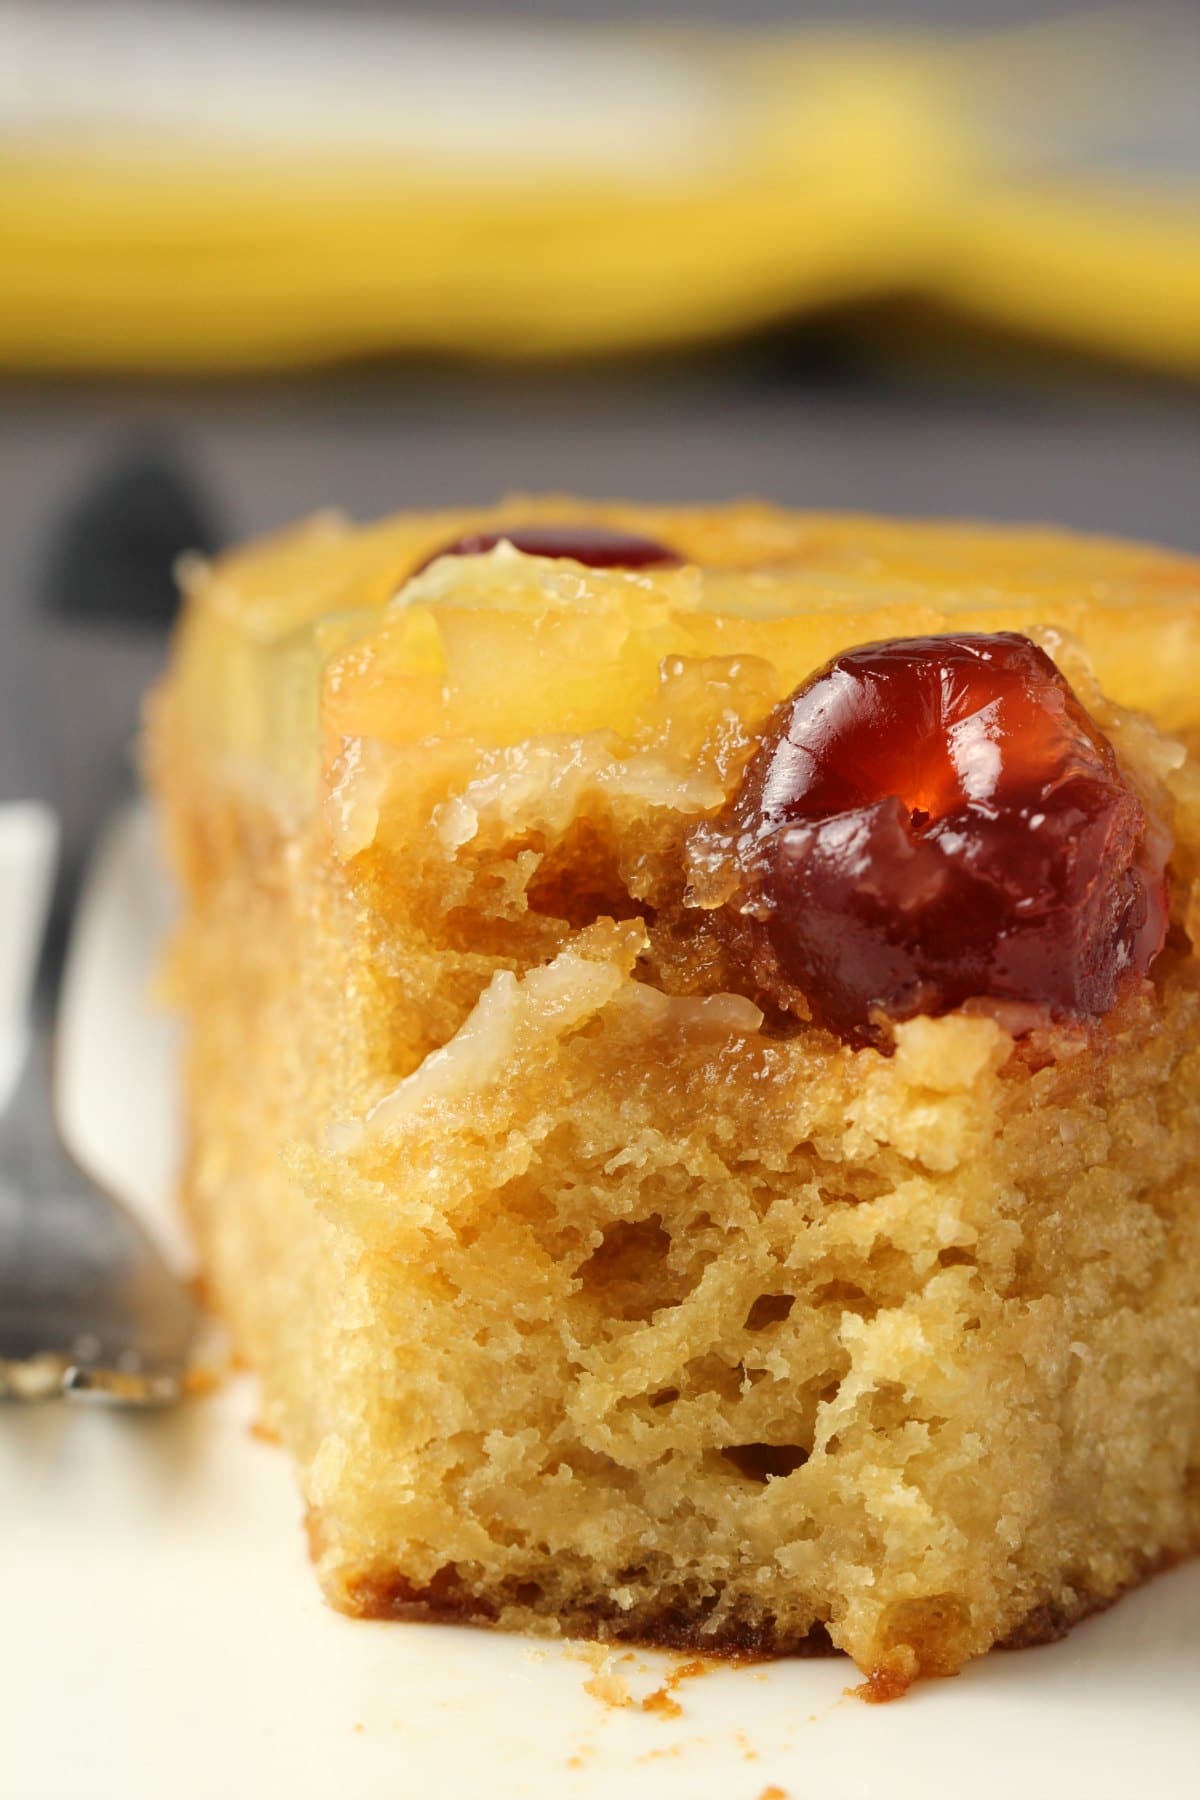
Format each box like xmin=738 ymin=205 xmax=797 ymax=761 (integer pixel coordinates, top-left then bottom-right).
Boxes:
xmin=584 ymin=1669 xmax=632 ymax=1709
xmin=640 ymin=1686 xmax=682 ymax=1719
xmin=640 ymin=1653 xmax=714 ymax=1719
xmin=672 ymin=1657 xmax=713 ymax=1683
xmin=757 ymin=1786 xmax=788 ymax=1800
xmin=581 ymin=1651 xmax=632 ymax=1709
xmin=249 ymin=1417 xmax=281 ymax=1445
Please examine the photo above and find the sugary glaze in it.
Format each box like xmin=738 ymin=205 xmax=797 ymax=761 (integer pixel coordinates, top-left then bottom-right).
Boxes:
xmin=168 ymin=499 xmax=1200 ymax=818
xmin=150 ymin=501 xmax=1200 ymax=1694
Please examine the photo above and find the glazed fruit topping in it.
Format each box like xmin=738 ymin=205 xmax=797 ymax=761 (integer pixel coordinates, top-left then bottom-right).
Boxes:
xmin=415 ymin=522 xmax=680 ymax=573
xmin=711 ymin=632 xmax=1168 ymax=1047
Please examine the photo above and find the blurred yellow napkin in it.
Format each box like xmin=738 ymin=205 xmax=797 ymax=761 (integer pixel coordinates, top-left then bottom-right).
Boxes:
xmin=2 ymin=4 xmax=1198 ymax=374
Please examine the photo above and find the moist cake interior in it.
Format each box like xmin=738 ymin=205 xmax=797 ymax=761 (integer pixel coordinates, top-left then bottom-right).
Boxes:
xmin=150 ymin=502 xmax=1200 ymax=1691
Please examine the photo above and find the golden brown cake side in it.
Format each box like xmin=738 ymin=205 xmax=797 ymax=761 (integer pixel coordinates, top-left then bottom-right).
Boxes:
xmin=150 ymin=503 xmax=1200 ymax=1691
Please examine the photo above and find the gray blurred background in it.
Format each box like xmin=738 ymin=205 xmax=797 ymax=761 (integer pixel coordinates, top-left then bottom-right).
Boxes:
xmin=2 ymin=0 xmax=1197 ymax=855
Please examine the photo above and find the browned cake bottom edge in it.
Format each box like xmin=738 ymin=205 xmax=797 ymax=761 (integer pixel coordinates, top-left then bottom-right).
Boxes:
xmin=331 ymin=1543 xmax=1196 ymax=1699
xmin=341 ymin=1561 xmax=833 ymax=1660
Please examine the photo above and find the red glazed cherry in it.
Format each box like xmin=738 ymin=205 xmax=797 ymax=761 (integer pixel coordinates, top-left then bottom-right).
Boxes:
xmin=714 ymin=632 xmax=1168 ymax=1047
xmin=414 ymin=522 xmax=680 ymax=573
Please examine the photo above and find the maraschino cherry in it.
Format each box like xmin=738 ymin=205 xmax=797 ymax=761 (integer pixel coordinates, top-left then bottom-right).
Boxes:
xmin=414 ymin=522 xmax=679 ymax=574
xmin=709 ymin=632 xmax=1168 ymax=1047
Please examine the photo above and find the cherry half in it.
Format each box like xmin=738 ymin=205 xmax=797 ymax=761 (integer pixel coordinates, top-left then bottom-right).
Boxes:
xmin=713 ymin=632 xmax=1168 ymax=1047
xmin=414 ymin=522 xmax=680 ymax=574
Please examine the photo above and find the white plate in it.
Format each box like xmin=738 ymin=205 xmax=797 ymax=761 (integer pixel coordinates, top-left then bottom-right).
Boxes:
xmin=4 ymin=806 xmax=1199 ymax=1800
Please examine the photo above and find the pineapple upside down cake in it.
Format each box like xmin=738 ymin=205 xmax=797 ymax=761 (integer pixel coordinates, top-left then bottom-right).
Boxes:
xmin=149 ymin=502 xmax=1200 ymax=1695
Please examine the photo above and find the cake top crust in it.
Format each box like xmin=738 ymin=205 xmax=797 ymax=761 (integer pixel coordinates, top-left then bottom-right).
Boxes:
xmin=158 ymin=494 xmax=1200 ymax=1070
xmin=188 ymin=496 xmax=1200 ymax=643
xmin=163 ymin=501 xmax=1200 ymax=1020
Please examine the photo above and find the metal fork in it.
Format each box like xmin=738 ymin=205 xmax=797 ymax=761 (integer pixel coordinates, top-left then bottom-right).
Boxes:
xmin=0 ymin=808 xmax=201 ymax=1403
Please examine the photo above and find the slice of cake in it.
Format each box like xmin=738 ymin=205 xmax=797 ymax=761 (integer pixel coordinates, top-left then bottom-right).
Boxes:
xmin=149 ymin=501 xmax=1200 ymax=1694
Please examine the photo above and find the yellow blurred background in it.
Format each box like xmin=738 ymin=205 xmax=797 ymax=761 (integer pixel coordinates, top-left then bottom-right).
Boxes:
xmin=3 ymin=1 xmax=1199 ymax=375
